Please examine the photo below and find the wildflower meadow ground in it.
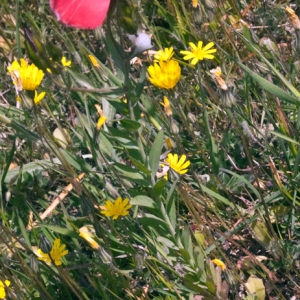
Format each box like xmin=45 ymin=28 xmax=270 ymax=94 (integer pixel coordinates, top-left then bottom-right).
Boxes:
xmin=1 ymin=0 xmax=300 ymax=299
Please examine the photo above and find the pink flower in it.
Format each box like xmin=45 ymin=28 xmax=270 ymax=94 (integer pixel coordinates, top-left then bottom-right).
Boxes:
xmin=50 ymin=0 xmax=111 ymax=29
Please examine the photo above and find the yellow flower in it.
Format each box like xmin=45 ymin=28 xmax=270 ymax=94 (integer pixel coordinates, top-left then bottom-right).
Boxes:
xmin=192 ymin=0 xmax=198 ymax=7
xmin=180 ymin=41 xmax=217 ymax=65
xmin=286 ymin=6 xmax=300 ymax=30
xmin=34 ymin=90 xmax=46 ymax=105
xmin=79 ymin=226 xmax=100 ymax=250
xmin=147 ymin=60 xmax=181 ymax=89
xmin=101 ymin=197 xmax=132 ymax=220
xmin=95 ymin=104 xmax=107 ymax=130
xmin=7 ymin=58 xmax=44 ymax=91
xmin=160 ymin=96 xmax=172 ymax=116
xmin=97 ymin=115 xmax=107 ymax=130
xmin=165 ymin=137 xmax=173 ymax=149
xmin=88 ymin=54 xmax=100 ymax=68
xmin=166 ymin=153 xmax=190 ymax=175
xmin=212 ymin=258 xmax=226 ymax=271
xmin=154 ymin=47 xmax=174 ymax=62
xmin=0 ymin=280 xmax=10 ymax=299
xmin=61 ymin=56 xmax=72 ymax=67
xmin=37 ymin=238 xmax=68 ymax=266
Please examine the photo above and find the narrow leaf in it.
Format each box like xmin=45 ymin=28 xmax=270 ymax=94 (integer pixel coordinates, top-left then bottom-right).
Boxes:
xmin=149 ymin=130 xmax=164 ymax=177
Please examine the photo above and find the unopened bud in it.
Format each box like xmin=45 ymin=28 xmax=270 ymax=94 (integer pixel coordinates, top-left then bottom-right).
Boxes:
xmin=187 ymin=112 xmax=197 ymax=123
xmin=221 ymin=90 xmax=237 ymax=108
xmin=134 ymin=253 xmax=145 ymax=270
xmin=99 ymin=247 xmax=112 ymax=264
xmin=170 ymin=118 xmax=179 ymax=134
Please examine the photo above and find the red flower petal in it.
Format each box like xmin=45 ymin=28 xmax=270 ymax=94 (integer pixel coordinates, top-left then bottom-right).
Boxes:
xmin=50 ymin=0 xmax=111 ymax=29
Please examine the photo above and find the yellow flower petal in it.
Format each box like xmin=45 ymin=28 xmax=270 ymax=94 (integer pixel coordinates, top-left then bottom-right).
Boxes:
xmin=0 ymin=288 xmax=6 ymax=299
xmin=101 ymin=197 xmax=132 ymax=220
xmin=61 ymin=56 xmax=72 ymax=67
xmin=160 ymin=96 xmax=172 ymax=116
xmin=37 ymin=238 xmax=68 ymax=266
xmin=88 ymin=54 xmax=100 ymax=67
xmin=34 ymin=91 xmax=46 ymax=105
xmin=7 ymin=59 xmax=44 ymax=91
xmin=192 ymin=0 xmax=198 ymax=7
xmin=154 ymin=47 xmax=174 ymax=62
xmin=212 ymin=258 xmax=226 ymax=271
xmin=147 ymin=60 xmax=181 ymax=89
xmin=166 ymin=153 xmax=190 ymax=175
xmin=180 ymin=40 xmax=217 ymax=65
xmin=97 ymin=115 xmax=107 ymax=130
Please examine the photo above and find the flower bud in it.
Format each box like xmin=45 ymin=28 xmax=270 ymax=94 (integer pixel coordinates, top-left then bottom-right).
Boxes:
xmin=134 ymin=253 xmax=145 ymax=270
xmin=99 ymin=247 xmax=112 ymax=264
xmin=187 ymin=112 xmax=197 ymax=123
xmin=170 ymin=118 xmax=179 ymax=134
xmin=221 ymin=90 xmax=237 ymax=108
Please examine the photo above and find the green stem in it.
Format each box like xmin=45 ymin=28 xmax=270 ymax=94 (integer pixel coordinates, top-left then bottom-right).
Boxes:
xmin=197 ymin=63 xmax=218 ymax=174
xmin=15 ymin=0 xmax=22 ymax=59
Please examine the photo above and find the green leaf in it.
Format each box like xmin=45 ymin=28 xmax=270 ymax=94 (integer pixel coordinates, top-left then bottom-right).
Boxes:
xmin=135 ymin=65 xmax=147 ymax=99
xmin=39 ymin=224 xmax=79 ymax=238
xmin=4 ymin=158 xmax=61 ymax=184
xmin=269 ymin=130 xmax=300 ymax=145
xmin=181 ymin=226 xmax=193 ymax=263
xmin=245 ymin=275 xmax=266 ymax=300
xmin=236 ymin=61 xmax=300 ymax=106
xmin=107 ymin=127 xmax=139 ymax=149
xmin=113 ymin=162 xmax=148 ymax=185
xmin=153 ymin=180 xmax=166 ymax=198
xmin=68 ymin=69 xmax=96 ymax=89
xmin=149 ymin=130 xmax=164 ymax=177
xmin=157 ymin=236 xmax=178 ymax=250
xmin=60 ymin=149 xmax=92 ymax=172
xmin=129 ymin=156 xmax=151 ymax=175
xmin=119 ymin=119 xmax=141 ymax=131
xmin=166 ymin=192 xmax=176 ymax=229
xmin=198 ymin=183 xmax=237 ymax=210
xmin=220 ymin=168 xmax=261 ymax=201
xmin=139 ymin=214 xmax=167 ymax=230
xmin=0 ymin=113 xmax=39 ymax=141
xmin=131 ymin=195 xmax=155 ymax=207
